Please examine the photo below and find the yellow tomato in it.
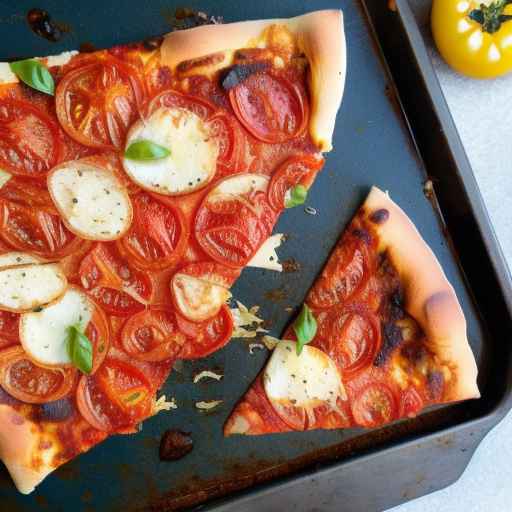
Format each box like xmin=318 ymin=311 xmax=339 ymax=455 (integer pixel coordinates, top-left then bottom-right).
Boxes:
xmin=431 ymin=0 xmax=512 ymax=79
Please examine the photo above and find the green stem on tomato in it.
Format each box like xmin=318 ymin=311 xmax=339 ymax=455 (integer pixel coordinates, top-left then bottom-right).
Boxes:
xmin=469 ymin=0 xmax=512 ymax=34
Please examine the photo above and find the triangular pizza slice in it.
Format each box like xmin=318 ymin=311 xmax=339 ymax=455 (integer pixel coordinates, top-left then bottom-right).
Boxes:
xmin=225 ymin=187 xmax=479 ymax=435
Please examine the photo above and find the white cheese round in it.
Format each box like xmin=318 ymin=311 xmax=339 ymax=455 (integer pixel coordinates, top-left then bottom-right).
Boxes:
xmin=0 ymin=252 xmax=41 ymax=268
xmin=47 ymin=161 xmax=133 ymax=241
xmin=123 ymin=107 xmax=219 ymax=196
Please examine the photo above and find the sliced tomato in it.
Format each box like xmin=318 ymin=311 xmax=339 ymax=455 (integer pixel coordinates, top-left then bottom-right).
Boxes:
xmin=318 ymin=305 xmax=381 ymax=378
xmin=206 ymin=112 xmax=244 ymax=175
xmin=0 ymin=179 xmax=79 ymax=258
xmin=177 ymin=304 xmax=233 ymax=359
xmin=148 ymin=89 xmax=216 ymax=120
xmin=268 ymin=155 xmax=324 ymax=211
xmin=79 ymin=242 xmax=152 ymax=316
xmin=0 ymin=310 xmax=20 ymax=348
xmin=352 ymin=383 xmax=398 ymax=428
xmin=56 ymin=57 xmax=144 ymax=149
xmin=86 ymin=303 xmax=110 ymax=373
xmin=117 ymin=193 xmax=188 ymax=270
xmin=229 ymin=73 xmax=308 ymax=144
xmin=0 ymin=99 xmax=62 ymax=178
xmin=195 ymin=174 xmax=278 ymax=268
xmin=0 ymin=346 xmax=76 ymax=404
xmin=121 ymin=307 xmax=186 ymax=362
xmin=76 ymin=357 xmax=153 ymax=432
xmin=308 ymin=238 xmax=370 ymax=309
xmin=399 ymin=387 xmax=424 ymax=419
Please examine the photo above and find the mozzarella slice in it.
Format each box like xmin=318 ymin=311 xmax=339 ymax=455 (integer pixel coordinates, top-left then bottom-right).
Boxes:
xmin=171 ymin=273 xmax=231 ymax=322
xmin=263 ymin=341 xmax=346 ymax=410
xmin=0 ymin=263 xmax=67 ymax=312
xmin=20 ymin=287 xmax=93 ymax=367
xmin=247 ymin=234 xmax=284 ymax=271
xmin=211 ymin=173 xmax=268 ymax=196
xmin=47 ymin=161 xmax=132 ymax=240
xmin=0 ymin=63 xmax=18 ymax=84
xmin=123 ymin=107 xmax=219 ymax=195
xmin=0 ymin=168 xmax=12 ymax=189
xmin=0 ymin=252 xmax=41 ymax=268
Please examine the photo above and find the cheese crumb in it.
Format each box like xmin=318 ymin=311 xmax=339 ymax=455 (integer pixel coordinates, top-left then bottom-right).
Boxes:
xmin=193 ymin=370 xmax=223 ymax=383
xmin=153 ymin=395 xmax=177 ymax=413
xmin=195 ymin=400 xmax=223 ymax=411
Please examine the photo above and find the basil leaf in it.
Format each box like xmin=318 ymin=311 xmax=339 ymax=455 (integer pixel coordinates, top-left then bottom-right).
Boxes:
xmin=125 ymin=140 xmax=171 ymax=161
xmin=66 ymin=325 xmax=93 ymax=374
xmin=9 ymin=59 xmax=55 ymax=96
xmin=285 ymin=185 xmax=308 ymax=208
xmin=293 ymin=304 xmax=317 ymax=356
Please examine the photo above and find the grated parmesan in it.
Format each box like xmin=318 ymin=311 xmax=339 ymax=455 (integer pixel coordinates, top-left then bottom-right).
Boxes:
xmin=249 ymin=343 xmax=265 ymax=354
xmin=230 ymin=300 xmax=268 ymax=339
xmin=195 ymin=400 xmax=223 ymax=411
xmin=262 ymin=335 xmax=281 ymax=351
xmin=153 ymin=395 xmax=177 ymax=413
xmin=193 ymin=370 xmax=223 ymax=383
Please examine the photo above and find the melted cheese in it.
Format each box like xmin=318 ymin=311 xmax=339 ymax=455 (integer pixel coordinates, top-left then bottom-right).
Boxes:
xmin=212 ymin=173 xmax=268 ymax=196
xmin=0 ymin=168 xmax=12 ymax=189
xmin=48 ymin=162 xmax=132 ymax=240
xmin=0 ymin=252 xmax=41 ymax=268
xmin=0 ymin=263 xmax=67 ymax=312
xmin=20 ymin=288 xmax=92 ymax=366
xmin=263 ymin=341 xmax=346 ymax=409
xmin=0 ymin=63 xmax=18 ymax=84
xmin=43 ymin=51 xmax=78 ymax=67
xmin=247 ymin=234 xmax=284 ymax=271
xmin=123 ymin=107 xmax=219 ymax=195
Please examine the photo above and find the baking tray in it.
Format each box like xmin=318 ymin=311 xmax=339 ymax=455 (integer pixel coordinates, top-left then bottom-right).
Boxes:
xmin=0 ymin=0 xmax=511 ymax=511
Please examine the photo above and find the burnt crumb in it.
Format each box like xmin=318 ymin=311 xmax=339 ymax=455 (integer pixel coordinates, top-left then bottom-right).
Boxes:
xmin=159 ymin=430 xmax=193 ymax=461
xmin=264 ymin=288 xmax=287 ymax=303
xmin=381 ymin=288 xmax=405 ymax=322
xmin=220 ymin=62 xmax=270 ymax=91
xmin=282 ymin=258 xmax=301 ymax=273
xmin=374 ymin=322 xmax=403 ymax=367
xmin=27 ymin=8 xmax=68 ymax=43
xmin=426 ymin=370 xmax=444 ymax=400
xmin=424 ymin=179 xmax=434 ymax=200
xmin=401 ymin=342 xmax=427 ymax=364
xmin=369 ymin=208 xmax=390 ymax=225
xmin=351 ymin=228 xmax=371 ymax=245
xmin=175 ymin=6 xmax=196 ymax=19
xmin=143 ymin=36 xmax=163 ymax=50
xmin=165 ymin=7 xmax=224 ymax=32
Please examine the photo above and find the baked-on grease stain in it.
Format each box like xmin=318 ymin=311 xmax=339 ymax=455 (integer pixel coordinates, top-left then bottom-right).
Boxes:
xmin=27 ymin=9 xmax=67 ymax=42
xmin=160 ymin=429 xmax=194 ymax=461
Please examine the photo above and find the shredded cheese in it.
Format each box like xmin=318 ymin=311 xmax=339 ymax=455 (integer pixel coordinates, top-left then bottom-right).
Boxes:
xmin=153 ymin=395 xmax=177 ymax=413
xmin=193 ymin=370 xmax=223 ymax=383
xmin=249 ymin=343 xmax=265 ymax=354
xmin=231 ymin=300 xmax=268 ymax=339
xmin=195 ymin=400 xmax=223 ymax=411
xmin=262 ymin=335 xmax=281 ymax=351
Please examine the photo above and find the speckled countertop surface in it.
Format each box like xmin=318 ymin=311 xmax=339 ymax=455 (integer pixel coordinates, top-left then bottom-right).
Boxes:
xmin=388 ymin=6 xmax=512 ymax=512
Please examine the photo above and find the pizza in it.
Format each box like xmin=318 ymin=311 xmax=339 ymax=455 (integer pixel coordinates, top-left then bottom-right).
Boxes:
xmin=0 ymin=10 xmax=346 ymax=493
xmin=224 ymin=187 xmax=479 ymax=435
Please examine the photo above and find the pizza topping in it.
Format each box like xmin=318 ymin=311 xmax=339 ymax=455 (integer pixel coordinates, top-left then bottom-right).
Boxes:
xmin=124 ymin=140 xmax=171 ymax=161
xmin=9 ymin=59 xmax=54 ymax=95
xmin=399 ymin=387 xmax=423 ymax=418
xmin=0 ymin=252 xmax=40 ymax=268
xmin=120 ymin=307 xmax=186 ymax=362
xmin=373 ymin=322 xmax=403 ymax=367
xmin=159 ymin=429 xmax=193 ymax=461
xmin=293 ymin=304 xmax=317 ymax=356
xmin=195 ymin=174 xmax=277 ymax=268
xmin=369 ymin=208 xmax=390 ymax=225
xmin=37 ymin=397 xmax=75 ymax=422
xmin=123 ymin=107 xmax=218 ymax=195
xmin=426 ymin=370 xmax=444 ymax=400
xmin=48 ymin=161 xmax=133 ymax=241
xmin=229 ymin=73 xmax=307 ymax=143
xmin=247 ymin=233 xmax=284 ymax=272
xmin=153 ymin=394 xmax=177 ymax=413
xmin=76 ymin=358 xmax=153 ymax=432
xmin=0 ymin=345 xmax=76 ymax=404
xmin=230 ymin=301 xmax=267 ymax=339
xmin=261 ymin=335 xmax=281 ymax=350
xmin=0 ymin=310 xmax=21 ymax=348
xmin=263 ymin=341 xmax=346 ymax=430
xmin=65 ymin=325 xmax=93 ymax=375
xmin=193 ymin=370 xmax=223 ymax=383
xmin=220 ymin=62 xmax=270 ymax=90
xmin=351 ymin=383 xmax=398 ymax=428
xmin=195 ymin=399 xmax=223 ymax=411
xmin=0 ymin=262 xmax=67 ymax=312
xmin=0 ymin=99 xmax=62 ymax=178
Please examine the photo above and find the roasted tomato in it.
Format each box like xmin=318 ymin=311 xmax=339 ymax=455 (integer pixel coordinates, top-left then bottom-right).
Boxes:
xmin=432 ymin=0 xmax=512 ymax=79
xmin=399 ymin=387 xmax=424 ymax=419
xmin=148 ymin=89 xmax=216 ymax=120
xmin=117 ymin=193 xmax=188 ymax=270
xmin=76 ymin=357 xmax=153 ymax=432
xmin=0 ymin=311 xmax=20 ymax=349
xmin=56 ymin=57 xmax=144 ymax=148
xmin=0 ymin=99 xmax=62 ymax=178
xmin=229 ymin=73 xmax=308 ymax=143
xmin=120 ymin=307 xmax=186 ymax=362
xmin=195 ymin=174 xmax=278 ymax=268
xmin=79 ymin=242 xmax=152 ymax=316
xmin=0 ymin=346 xmax=76 ymax=404
xmin=351 ymin=383 xmax=398 ymax=428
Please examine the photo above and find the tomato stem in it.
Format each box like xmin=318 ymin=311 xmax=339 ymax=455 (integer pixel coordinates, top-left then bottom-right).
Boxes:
xmin=469 ymin=0 xmax=512 ymax=34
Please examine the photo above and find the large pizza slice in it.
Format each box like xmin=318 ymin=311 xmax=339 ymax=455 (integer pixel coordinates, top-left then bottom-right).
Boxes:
xmin=225 ymin=187 xmax=479 ymax=435
xmin=0 ymin=10 xmax=346 ymax=493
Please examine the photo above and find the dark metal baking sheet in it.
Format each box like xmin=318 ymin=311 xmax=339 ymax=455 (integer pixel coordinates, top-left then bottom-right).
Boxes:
xmin=1 ymin=1 xmax=511 ymax=511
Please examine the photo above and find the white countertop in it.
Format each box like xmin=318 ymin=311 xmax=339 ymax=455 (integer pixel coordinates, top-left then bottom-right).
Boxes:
xmin=388 ymin=28 xmax=512 ymax=512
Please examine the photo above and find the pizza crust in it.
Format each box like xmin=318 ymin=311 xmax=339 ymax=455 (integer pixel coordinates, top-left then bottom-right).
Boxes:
xmin=362 ymin=187 xmax=479 ymax=401
xmin=160 ymin=10 xmax=346 ymax=152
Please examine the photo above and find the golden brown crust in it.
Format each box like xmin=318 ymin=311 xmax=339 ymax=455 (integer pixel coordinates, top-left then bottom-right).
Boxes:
xmin=362 ymin=187 xmax=479 ymax=401
xmin=161 ymin=10 xmax=346 ymax=152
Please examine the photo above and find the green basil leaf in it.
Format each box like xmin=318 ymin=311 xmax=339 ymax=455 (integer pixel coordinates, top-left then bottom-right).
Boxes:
xmin=285 ymin=185 xmax=308 ymax=209
xmin=124 ymin=140 xmax=171 ymax=161
xmin=293 ymin=304 xmax=317 ymax=356
xmin=66 ymin=325 xmax=93 ymax=374
xmin=9 ymin=59 xmax=55 ymax=96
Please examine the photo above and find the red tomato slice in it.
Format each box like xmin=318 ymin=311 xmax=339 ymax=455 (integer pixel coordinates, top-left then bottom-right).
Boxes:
xmin=352 ymin=383 xmax=398 ymax=428
xmin=268 ymin=155 xmax=324 ymax=211
xmin=178 ymin=304 xmax=233 ymax=359
xmin=121 ymin=307 xmax=186 ymax=362
xmin=86 ymin=303 xmax=110 ymax=374
xmin=318 ymin=305 xmax=381 ymax=378
xmin=0 ymin=311 xmax=20 ymax=348
xmin=0 ymin=99 xmax=62 ymax=178
xmin=117 ymin=193 xmax=188 ymax=270
xmin=76 ymin=358 xmax=153 ymax=432
xmin=195 ymin=174 xmax=278 ymax=268
xmin=79 ymin=243 xmax=152 ymax=316
xmin=229 ymin=73 xmax=308 ymax=143
xmin=56 ymin=57 xmax=144 ymax=149
xmin=399 ymin=387 xmax=424 ymax=419
xmin=0 ymin=346 xmax=76 ymax=404
xmin=206 ymin=112 xmax=244 ymax=175
xmin=308 ymin=239 xmax=370 ymax=309
xmin=0 ymin=179 xmax=79 ymax=258
xmin=148 ymin=89 xmax=216 ymax=120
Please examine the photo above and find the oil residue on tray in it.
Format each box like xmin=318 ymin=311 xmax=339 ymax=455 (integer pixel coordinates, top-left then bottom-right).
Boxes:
xmin=26 ymin=8 xmax=69 ymax=42
xmin=282 ymin=258 xmax=301 ymax=273
xmin=159 ymin=430 xmax=194 ymax=461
